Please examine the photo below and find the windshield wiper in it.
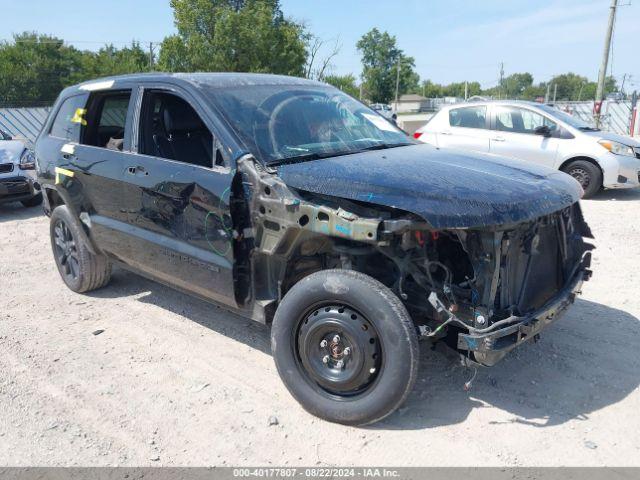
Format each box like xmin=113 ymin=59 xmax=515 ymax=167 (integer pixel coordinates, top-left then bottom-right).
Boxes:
xmin=355 ymin=142 xmax=414 ymax=152
xmin=270 ymin=143 xmax=414 ymax=166
xmin=270 ymin=152 xmax=325 ymax=166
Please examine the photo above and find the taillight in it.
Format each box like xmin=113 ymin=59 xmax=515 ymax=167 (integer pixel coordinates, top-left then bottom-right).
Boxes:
xmin=413 ymin=131 xmax=423 ymax=139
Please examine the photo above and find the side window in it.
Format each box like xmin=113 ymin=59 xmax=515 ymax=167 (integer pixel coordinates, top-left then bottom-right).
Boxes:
xmin=495 ymin=107 xmax=515 ymax=131
xmin=49 ymin=95 xmax=88 ymax=141
xmin=520 ymin=109 xmax=558 ymax=134
xmin=139 ymin=91 xmax=214 ymax=168
xmin=449 ymin=106 xmax=487 ymax=129
xmin=495 ymin=107 xmax=558 ymax=134
xmin=82 ymin=91 xmax=132 ymax=151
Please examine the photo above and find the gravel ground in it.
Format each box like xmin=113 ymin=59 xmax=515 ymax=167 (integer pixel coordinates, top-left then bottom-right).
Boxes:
xmin=1 ymin=189 xmax=639 ymax=467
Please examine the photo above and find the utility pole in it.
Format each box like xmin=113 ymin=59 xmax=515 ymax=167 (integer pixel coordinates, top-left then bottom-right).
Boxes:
xmin=359 ymin=83 xmax=363 ymax=101
xmin=545 ymin=83 xmax=551 ymax=103
xmin=595 ymin=0 xmax=618 ymax=127
xmin=577 ymin=82 xmax=585 ymax=101
xmin=394 ymin=57 xmax=401 ymax=112
xmin=553 ymin=84 xmax=558 ymax=103
xmin=464 ymin=81 xmax=468 ymax=101
xmin=148 ymin=42 xmax=155 ymax=70
xmin=499 ymin=62 xmax=504 ymax=99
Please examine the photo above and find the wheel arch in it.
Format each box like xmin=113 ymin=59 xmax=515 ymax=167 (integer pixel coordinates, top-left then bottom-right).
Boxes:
xmin=48 ymin=200 xmax=100 ymax=256
xmin=559 ymin=156 xmax=603 ymax=176
xmin=43 ymin=186 xmax=65 ymax=215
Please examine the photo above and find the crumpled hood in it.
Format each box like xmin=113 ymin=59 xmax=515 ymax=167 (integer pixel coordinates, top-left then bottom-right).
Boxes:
xmin=0 ymin=140 xmax=26 ymax=164
xmin=277 ymin=144 xmax=582 ymax=229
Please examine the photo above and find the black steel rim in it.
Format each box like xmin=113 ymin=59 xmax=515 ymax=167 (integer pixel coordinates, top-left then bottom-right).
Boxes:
xmin=295 ymin=304 xmax=382 ymax=398
xmin=53 ymin=219 xmax=80 ymax=282
xmin=569 ymin=167 xmax=591 ymax=190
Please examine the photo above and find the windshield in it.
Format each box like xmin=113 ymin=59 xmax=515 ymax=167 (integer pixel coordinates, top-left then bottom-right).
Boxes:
xmin=537 ymin=104 xmax=597 ymax=130
xmin=204 ymin=84 xmax=413 ymax=164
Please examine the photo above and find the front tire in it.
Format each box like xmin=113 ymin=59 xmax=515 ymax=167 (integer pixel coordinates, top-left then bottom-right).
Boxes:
xmin=50 ymin=205 xmax=112 ymax=293
xmin=562 ymin=160 xmax=602 ymax=198
xmin=271 ymin=269 xmax=418 ymax=426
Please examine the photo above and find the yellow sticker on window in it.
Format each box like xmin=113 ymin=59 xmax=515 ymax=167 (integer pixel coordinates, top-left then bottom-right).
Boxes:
xmin=55 ymin=167 xmax=75 ymax=185
xmin=70 ymin=108 xmax=87 ymax=126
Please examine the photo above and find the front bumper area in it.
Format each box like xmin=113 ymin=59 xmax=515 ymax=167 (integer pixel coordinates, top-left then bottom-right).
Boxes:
xmin=602 ymin=153 xmax=640 ymax=189
xmin=0 ymin=175 xmax=40 ymax=204
xmin=457 ymin=265 xmax=590 ymax=366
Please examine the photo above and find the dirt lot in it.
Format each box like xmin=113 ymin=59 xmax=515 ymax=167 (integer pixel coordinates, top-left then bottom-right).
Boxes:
xmin=1 ymin=189 xmax=640 ymax=467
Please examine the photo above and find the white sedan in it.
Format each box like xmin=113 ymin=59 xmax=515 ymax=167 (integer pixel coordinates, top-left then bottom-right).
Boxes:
xmin=413 ymin=101 xmax=640 ymax=198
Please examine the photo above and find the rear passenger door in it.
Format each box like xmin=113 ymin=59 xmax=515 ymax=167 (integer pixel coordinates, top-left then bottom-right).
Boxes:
xmin=39 ymin=88 xmax=136 ymax=261
xmin=121 ymin=85 xmax=237 ymax=306
xmin=71 ymin=89 xmax=137 ymax=260
xmin=438 ymin=106 xmax=490 ymax=153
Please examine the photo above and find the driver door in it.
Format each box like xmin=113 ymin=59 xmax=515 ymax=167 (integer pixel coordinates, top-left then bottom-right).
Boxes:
xmin=119 ymin=86 xmax=237 ymax=306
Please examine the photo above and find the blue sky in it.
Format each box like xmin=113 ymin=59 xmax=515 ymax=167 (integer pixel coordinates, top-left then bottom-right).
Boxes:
xmin=1 ymin=0 xmax=638 ymax=90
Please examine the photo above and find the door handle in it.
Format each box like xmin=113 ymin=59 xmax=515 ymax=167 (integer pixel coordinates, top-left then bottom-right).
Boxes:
xmin=492 ymin=137 xmax=505 ymax=142
xmin=62 ymin=153 xmax=76 ymax=160
xmin=441 ymin=131 xmax=452 ymax=136
xmin=127 ymin=166 xmax=148 ymax=176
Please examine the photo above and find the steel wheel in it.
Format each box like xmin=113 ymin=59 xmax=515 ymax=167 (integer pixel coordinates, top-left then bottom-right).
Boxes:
xmin=568 ymin=166 xmax=591 ymax=190
xmin=53 ymin=219 xmax=80 ymax=282
xmin=296 ymin=304 xmax=382 ymax=398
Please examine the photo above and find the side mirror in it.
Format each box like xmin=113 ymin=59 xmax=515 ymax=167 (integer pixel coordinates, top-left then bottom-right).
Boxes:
xmin=534 ymin=125 xmax=552 ymax=137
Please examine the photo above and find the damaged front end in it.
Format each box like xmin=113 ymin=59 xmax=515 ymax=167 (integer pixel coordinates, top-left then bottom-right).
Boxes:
xmin=233 ymin=156 xmax=594 ymax=366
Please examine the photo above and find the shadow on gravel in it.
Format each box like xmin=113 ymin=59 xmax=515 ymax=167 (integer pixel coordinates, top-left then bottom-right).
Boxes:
xmin=378 ymin=298 xmax=640 ymax=430
xmin=0 ymin=202 xmax=44 ymax=223
xmin=588 ymin=188 xmax=640 ymax=202
xmin=88 ymin=270 xmax=640 ymax=431
xmin=87 ymin=268 xmax=272 ymax=355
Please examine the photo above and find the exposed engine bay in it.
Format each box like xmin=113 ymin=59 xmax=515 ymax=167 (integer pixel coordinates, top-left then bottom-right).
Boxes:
xmin=232 ymin=157 xmax=594 ymax=365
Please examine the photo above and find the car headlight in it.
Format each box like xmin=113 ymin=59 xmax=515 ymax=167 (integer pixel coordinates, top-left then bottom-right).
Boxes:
xmin=598 ymin=139 xmax=636 ymax=157
xmin=19 ymin=149 xmax=36 ymax=170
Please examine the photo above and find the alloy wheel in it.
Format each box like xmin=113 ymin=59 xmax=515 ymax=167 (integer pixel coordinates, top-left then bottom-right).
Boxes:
xmin=53 ymin=219 xmax=80 ymax=282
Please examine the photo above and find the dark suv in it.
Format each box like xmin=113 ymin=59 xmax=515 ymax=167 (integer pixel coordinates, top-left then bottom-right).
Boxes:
xmin=36 ymin=73 xmax=593 ymax=425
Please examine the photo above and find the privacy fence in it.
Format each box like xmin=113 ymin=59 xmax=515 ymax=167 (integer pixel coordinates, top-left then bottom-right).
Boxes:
xmin=1 ymin=101 xmax=639 ymax=148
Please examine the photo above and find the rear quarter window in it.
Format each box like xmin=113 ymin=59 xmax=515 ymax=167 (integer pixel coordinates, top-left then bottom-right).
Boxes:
xmin=49 ymin=95 xmax=88 ymax=141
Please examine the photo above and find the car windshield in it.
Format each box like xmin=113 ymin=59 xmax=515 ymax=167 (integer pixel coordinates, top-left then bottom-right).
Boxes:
xmin=203 ymin=84 xmax=413 ymax=164
xmin=537 ymin=104 xmax=598 ymax=131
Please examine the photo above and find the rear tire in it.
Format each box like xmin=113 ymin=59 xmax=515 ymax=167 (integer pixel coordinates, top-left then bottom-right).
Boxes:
xmin=21 ymin=193 xmax=43 ymax=208
xmin=271 ymin=269 xmax=418 ymax=426
xmin=562 ymin=160 xmax=602 ymax=199
xmin=50 ymin=205 xmax=111 ymax=293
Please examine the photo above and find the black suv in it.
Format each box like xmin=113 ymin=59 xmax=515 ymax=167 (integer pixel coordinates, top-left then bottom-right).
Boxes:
xmin=36 ymin=73 xmax=593 ymax=425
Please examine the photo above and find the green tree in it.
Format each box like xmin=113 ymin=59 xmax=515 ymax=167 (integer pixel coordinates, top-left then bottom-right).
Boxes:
xmin=71 ymin=42 xmax=150 ymax=83
xmin=503 ymin=72 xmax=533 ymax=97
xmin=158 ymin=0 xmax=307 ymax=75
xmin=324 ymin=74 xmax=359 ymax=98
xmin=547 ymin=73 xmax=590 ymax=101
xmin=0 ymin=32 xmax=82 ymax=105
xmin=419 ymin=80 xmax=443 ymax=98
xmin=356 ymin=28 xmax=419 ymax=103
